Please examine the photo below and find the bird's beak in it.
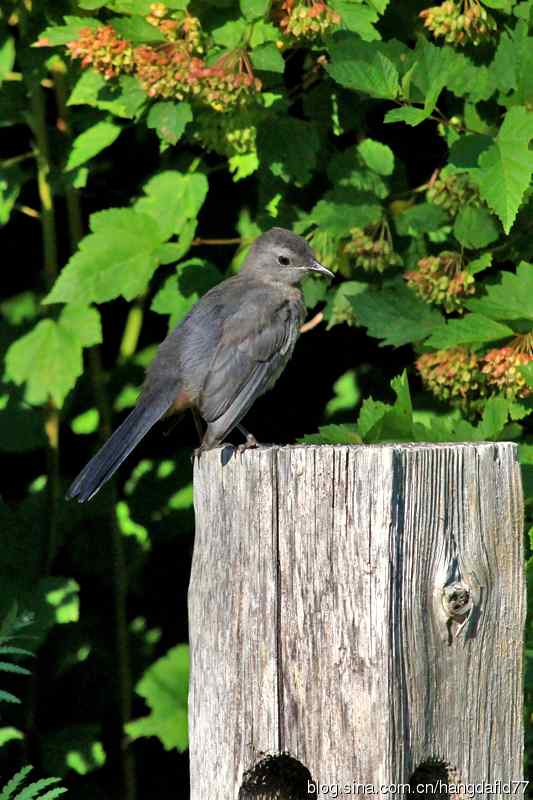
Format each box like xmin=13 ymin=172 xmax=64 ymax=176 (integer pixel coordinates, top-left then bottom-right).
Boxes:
xmin=309 ymin=259 xmax=334 ymax=279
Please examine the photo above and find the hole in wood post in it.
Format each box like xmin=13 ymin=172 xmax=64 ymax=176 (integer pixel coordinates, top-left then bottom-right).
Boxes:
xmin=409 ymin=759 xmax=466 ymax=799
xmin=239 ymin=752 xmax=314 ymax=799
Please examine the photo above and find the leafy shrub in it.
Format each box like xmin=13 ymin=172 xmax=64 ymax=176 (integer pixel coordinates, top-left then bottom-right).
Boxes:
xmin=1 ymin=0 xmax=532 ymax=794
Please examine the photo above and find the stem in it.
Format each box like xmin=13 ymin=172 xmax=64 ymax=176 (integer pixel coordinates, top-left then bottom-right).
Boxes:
xmin=28 ymin=78 xmax=60 ymax=574
xmin=52 ymin=58 xmax=137 ymax=800
xmin=51 ymin=58 xmax=84 ymax=248
xmin=191 ymin=236 xmax=242 ymax=246
xmin=15 ymin=204 xmax=40 ymax=219
xmin=1 ymin=151 xmax=35 ymax=168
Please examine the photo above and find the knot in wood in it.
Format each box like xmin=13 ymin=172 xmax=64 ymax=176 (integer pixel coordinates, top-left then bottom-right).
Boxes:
xmin=441 ymin=581 xmax=472 ymax=619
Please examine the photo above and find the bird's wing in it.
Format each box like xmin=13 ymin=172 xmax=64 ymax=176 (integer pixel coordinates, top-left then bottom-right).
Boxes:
xmin=198 ymin=294 xmax=303 ymax=429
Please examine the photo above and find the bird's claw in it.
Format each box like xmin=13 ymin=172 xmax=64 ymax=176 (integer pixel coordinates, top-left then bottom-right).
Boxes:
xmin=236 ymin=437 xmax=259 ymax=454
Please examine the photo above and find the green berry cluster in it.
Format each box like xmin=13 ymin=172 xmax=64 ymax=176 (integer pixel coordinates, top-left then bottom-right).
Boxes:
xmin=426 ymin=172 xmax=480 ymax=216
xmin=405 ymin=252 xmax=475 ymax=313
xmin=193 ymin=108 xmax=259 ymax=158
xmin=419 ymin=0 xmax=497 ymax=46
xmin=344 ymin=226 xmax=401 ymax=273
xmin=276 ymin=0 xmax=341 ymax=40
xmin=416 ymin=347 xmax=487 ymax=412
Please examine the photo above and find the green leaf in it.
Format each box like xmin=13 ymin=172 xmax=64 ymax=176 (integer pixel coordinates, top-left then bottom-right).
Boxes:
xmin=45 ymin=208 xmax=164 ymax=306
xmin=229 ymin=152 xmax=259 ymax=181
xmin=250 ymin=43 xmax=285 ymax=73
xmin=425 ymin=314 xmax=514 ymax=349
xmin=357 ymin=138 xmax=394 ymax=175
xmin=65 ymin=120 xmax=122 ymax=171
xmin=453 ymin=206 xmax=500 ymax=249
xmin=323 ymin=280 xmax=368 ymax=328
xmin=257 ymin=117 xmax=320 ymax=185
xmin=409 ymin=38 xmax=453 ymax=114
xmin=449 ymin=134 xmax=493 ymax=170
xmin=240 ymin=0 xmax=270 ymax=19
xmin=298 ymin=424 xmax=361 ymax=445
xmin=110 ymin=16 xmax=166 ymax=43
xmin=0 ymin=689 xmax=21 ymax=704
xmin=465 ymin=261 xmax=533 ymax=321
xmin=42 ymin=725 xmax=105 ymax=778
xmin=331 ymin=1 xmax=380 ymax=40
xmin=15 ymin=776 xmax=64 ymax=800
xmin=125 ymin=644 xmax=189 ymax=752
xmin=302 ymin=276 xmax=328 ymax=309
xmin=472 ymin=106 xmax=533 ymax=234
xmin=326 ymin=34 xmax=399 ymax=99
xmin=151 ymin=259 xmax=222 ymax=328
xmin=0 ymin=661 xmax=31 ymax=675
xmin=249 ymin=20 xmax=280 ymax=47
xmin=5 ymin=319 xmax=84 ymax=407
xmin=394 ymin=203 xmax=449 ymax=237
xmin=350 ymin=284 xmax=444 ymax=347
xmin=327 ymin=146 xmax=389 ymax=197
xmin=0 ymin=166 xmax=24 ymax=227
xmin=310 ymin=188 xmax=382 ymax=235
xmin=36 ymin=17 xmax=100 ymax=47
xmin=0 ymin=32 xmax=15 ymax=85
xmin=0 ymin=646 xmax=34 ymax=658
xmin=325 ymin=370 xmax=361 ymax=417
xmin=357 ymin=370 xmax=414 ymax=442
xmin=491 ymin=23 xmax=533 ymax=107
xmin=0 ymin=766 xmax=33 ymax=798
xmin=519 ymin=362 xmax=533 ymax=389
xmin=467 ymin=252 xmax=492 ymax=276
xmin=135 ymin=170 xmax=208 ymax=241
xmin=212 ymin=20 xmax=247 ymax=48
xmin=59 ymin=305 xmax=102 ymax=347
xmin=68 ymin=72 xmax=146 ymax=119
xmin=146 ymin=101 xmax=192 ymax=145
xmin=384 ymin=106 xmax=429 ymax=127
xmin=71 ymin=408 xmax=99 ymax=435
xmin=0 ymin=728 xmax=23 ymax=746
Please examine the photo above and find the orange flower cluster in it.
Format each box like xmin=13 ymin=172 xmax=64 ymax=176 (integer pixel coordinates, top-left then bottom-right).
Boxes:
xmin=417 ymin=338 xmax=533 ymax=412
xmin=481 ymin=346 xmax=533 ymax=400
xmin=66 ymin=6 xmax=261 ymax=112
xmin=276 ymin=0 xmax=341 ymax=39
xmin=405 ymin=252 xmax=475 ymax=313
xmin=416 ymin=348 xmax=486 ymax=412
xmin=419 ymin=0 xmax=497 ymax=46
xmin=66 ymin=25 xmax=135 ymax=80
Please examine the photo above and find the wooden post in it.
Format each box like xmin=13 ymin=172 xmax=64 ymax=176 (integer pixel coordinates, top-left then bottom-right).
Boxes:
xmin=188 ymin=444 xmax=525 ymax=800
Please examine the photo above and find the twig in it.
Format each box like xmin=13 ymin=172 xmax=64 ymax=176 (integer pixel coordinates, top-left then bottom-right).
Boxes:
xmin=300 ymin=311 xmax=324 ymax=333
xmin=16 ymin=204 xmax=40 ymax=219
xmin=191 ymin=237 xmax=242 ymax=246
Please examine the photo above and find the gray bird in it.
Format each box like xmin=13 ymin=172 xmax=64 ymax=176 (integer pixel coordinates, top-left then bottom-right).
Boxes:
xmin=67 ymin=227 xmax=333 ymax=502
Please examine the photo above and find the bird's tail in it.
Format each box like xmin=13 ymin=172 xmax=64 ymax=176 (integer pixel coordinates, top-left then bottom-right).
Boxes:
xmin=66 ymin=392 xmax=173 ymax=503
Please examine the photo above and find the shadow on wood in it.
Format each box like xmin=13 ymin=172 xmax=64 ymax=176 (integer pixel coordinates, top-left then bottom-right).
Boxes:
xmin=188 ymin=443 xmax=525 ymax=800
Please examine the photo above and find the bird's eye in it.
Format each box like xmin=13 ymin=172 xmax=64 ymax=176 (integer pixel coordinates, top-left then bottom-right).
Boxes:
xmin=278 ymin=255 xmax=291 ymax=266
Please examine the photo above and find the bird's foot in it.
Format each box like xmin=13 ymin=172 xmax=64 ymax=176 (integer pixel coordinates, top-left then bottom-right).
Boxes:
xmin=236 ymin=425 xmax=260 ymax=453
xmin=236 ymin=434 xmax=259 ymax=454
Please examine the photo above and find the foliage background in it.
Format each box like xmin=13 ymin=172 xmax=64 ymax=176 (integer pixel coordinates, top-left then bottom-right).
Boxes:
xmin=1 ymin=0 xmax=532 ymax=796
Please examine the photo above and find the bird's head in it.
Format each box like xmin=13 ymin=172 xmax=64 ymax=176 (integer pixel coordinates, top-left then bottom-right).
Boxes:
xmin=243 ymin=227 xmax=334 ymax=285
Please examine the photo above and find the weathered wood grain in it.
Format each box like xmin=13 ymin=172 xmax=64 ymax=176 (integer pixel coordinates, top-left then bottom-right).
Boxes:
xmin=189 ymin=444 xmax=525 ymax=800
